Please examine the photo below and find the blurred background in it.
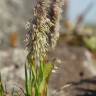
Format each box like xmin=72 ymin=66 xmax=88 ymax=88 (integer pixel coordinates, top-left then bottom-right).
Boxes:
xmin=0 ymin=0 xmax=96 ymax=96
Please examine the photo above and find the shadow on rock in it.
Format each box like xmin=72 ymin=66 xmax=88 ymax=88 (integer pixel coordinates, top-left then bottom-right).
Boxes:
xmin=76 ymin=88 xmax=96 ymax=96
xmin=66 ymin=76 xmax=96 ymax=96
xmin=68 ymin=76 xmax=96 ymax=86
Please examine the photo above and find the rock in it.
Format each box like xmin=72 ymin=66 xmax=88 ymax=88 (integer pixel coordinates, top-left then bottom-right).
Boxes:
xmin=0 ymin=50 xmax=10 ymax=67
xmin=83 ymin=50 xmax=96 ymax=76
xmin=55 ymin=58 xmax=62 ymax=64
xmin=0 ymin=0 xmax=36 ymax=48
xmin=16 ymin=66 xmax=25 ymax=80
xmin=0 ymin=48 xmax=27 ymax=82
xmin=12 ymin=48 xmax=27 ymax=66
xmin=49 ymin=45 xmax=96 ymax=96
xmin=0 ymin=66 xmax=15 ymax=83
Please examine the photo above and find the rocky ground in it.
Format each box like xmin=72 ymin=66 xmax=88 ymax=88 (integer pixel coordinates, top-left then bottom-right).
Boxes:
xmin=0 ymin=37 xmax=96 ymax=96
xmin=48 ymin=42 xmax=96 ymax=96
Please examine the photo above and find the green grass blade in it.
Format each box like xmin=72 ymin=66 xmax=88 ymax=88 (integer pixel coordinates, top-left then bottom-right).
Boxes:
xmin=0 ymin=73 xmax=4 ymax=96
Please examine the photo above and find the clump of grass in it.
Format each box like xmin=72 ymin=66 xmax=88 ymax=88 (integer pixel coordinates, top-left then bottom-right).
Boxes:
xmin=25 ymin=0 xmax=64 ymax=96
xmin=0 ymin=0 xmax=64 ymax=96
xmin=25 ymin=0 xmax=54 ymax=95
xmin=0 ymin=73 xmax=4 ymax=96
